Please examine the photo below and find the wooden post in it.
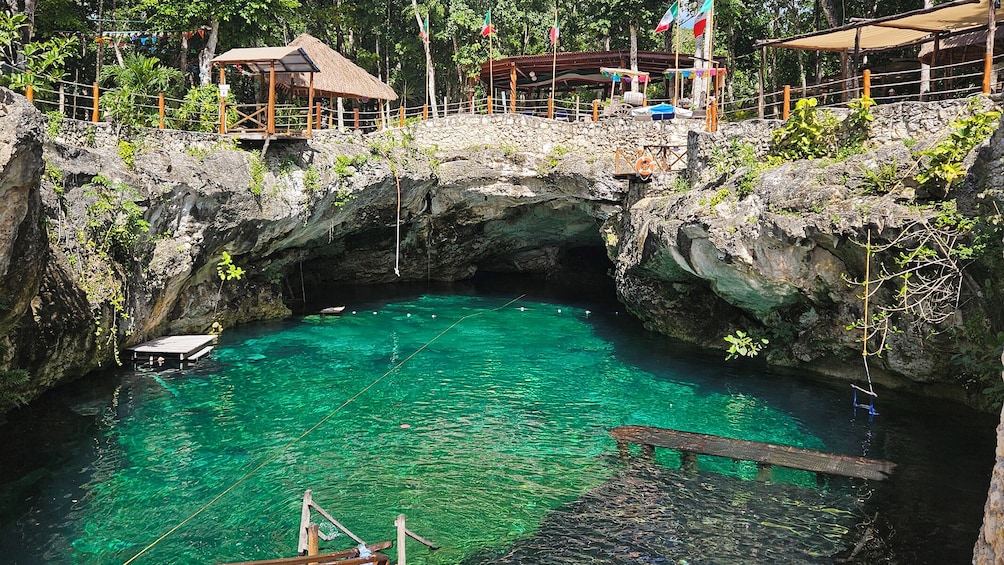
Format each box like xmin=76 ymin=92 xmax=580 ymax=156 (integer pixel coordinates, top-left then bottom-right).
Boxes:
xmin=307 ymin=523 xmax=319 ymax=565
xmin=26 ymin=84 xmax=33 ymax=102
xmin=862 ymin=68 xmax=871 ymax=100
xmin=219 ymin=66 xmax=227 ymax=135
xmin=469 ymin=90 xmax=474 ymax=113
xmin=617 ymin=441 xmax=629 ymax=460
xmin=267 ymin=61 xmax=276 ymax=135
xmin=592 ymin=99 xmax=599 ymax=121
xmin=756 ymin=462 xmax=773 ymax=482
xmin=547 ymin=98 xmax=553 ymax=119
xmin=782 ymin=84 xmax=791 ymax=120
xmin=487 ymin=95 xmax=493 ymax=115
xmin=353 ymin=107 xmax=360 ymax=131
xmin=92 ymin=82 xmax=100 ymax=122
xmin=395 ymin=514 xmax=407 ymax=565
xmin=985 ymin=0 xmax=997 ymax=94
xmin=158 ymin=93 xmax=165 ymax=129
xmin=681 ymin=451 xmax=698 ymax=473
xmin=316 ymin=102 xmax=322 ymax=130
xmin=306 ymin=72 xmax=315 ymax=137
xmin=423 ymin=104 xmax=428 ymax=120
xmin=758 ymin=45 xmax=766 ymax=119
xmin=510 ymin=65 xmax=517 ymax=113
xmin=399 ymin=104 xmax=405 ymax=127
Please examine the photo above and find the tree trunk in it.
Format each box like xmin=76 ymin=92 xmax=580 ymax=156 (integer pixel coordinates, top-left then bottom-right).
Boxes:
xmin=818 ymin=0 xmax=840 ymax=26
xmin=198 ymin=20 xmax=220 ymax=86
xmin=412 ymin=0 xmax=439 ymax=118
xmin=629 ymin=24 xmax=639 ymax=92
xmin=180 ymin=34 xmax=190 ymax=86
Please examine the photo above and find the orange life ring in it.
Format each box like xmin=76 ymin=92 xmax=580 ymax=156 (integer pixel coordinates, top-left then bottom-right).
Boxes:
xmin=635 ymin=156 xmax=656 ymax=179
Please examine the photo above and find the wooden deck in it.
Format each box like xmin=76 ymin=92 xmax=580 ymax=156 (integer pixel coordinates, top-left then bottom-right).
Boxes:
xmin=125 ymin=334 xmax=217 ymax=364
xmin=609 ymin=425 xmax=896 ymax=481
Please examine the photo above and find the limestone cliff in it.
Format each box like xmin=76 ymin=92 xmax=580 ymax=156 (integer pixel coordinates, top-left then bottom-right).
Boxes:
xmin=1 ymin=89 xmax=1001 ymax=418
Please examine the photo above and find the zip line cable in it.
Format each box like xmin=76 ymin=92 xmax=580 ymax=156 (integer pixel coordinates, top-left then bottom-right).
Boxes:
xmin=122 ymin=294 xmax=526 ymax=565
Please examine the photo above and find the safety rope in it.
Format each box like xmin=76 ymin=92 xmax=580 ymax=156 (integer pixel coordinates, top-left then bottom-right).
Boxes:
xmin=394 ymin=170 xmax=402 ymax=277
xmin=123 ymin=294 xmax=526 ymax=564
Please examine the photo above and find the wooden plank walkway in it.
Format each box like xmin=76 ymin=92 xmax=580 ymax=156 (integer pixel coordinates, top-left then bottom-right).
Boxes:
xmin=125 ymin=334 xmax=217 ymax=364
xmin=609 ymin=425 xmax=896 ymax=481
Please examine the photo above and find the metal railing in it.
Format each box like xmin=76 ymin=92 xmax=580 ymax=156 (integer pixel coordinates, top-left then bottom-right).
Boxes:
xmin=721 ymin=52 xmax=1003 ymax=121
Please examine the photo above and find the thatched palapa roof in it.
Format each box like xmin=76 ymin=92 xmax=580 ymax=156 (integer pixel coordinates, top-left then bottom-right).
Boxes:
xmin=278 ymin=34 xmax=397 ymax=101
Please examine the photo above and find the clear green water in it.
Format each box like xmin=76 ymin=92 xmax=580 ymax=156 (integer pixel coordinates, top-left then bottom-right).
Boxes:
xmin=0 ymin=292 xmax=994 ymax=564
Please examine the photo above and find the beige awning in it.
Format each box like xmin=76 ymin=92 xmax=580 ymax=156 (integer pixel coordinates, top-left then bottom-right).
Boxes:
xmin=762 ymin=0 xmax=1004 ymax=52
xmin=212 ymin=46 xmax=320 ymax=73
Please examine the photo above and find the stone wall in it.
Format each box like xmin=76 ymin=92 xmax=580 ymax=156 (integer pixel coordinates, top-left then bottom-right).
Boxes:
xmin=404 ymin=113 xmax=701 ymax=156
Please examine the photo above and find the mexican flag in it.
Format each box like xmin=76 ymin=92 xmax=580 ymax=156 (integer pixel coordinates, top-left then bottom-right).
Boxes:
xmin=481 ymin=10 xmax=495 ymax=37
xmin=420 ymin=14 xmax=429 ymax=42
xmin=549 ymin=17 xmax=559 ymax=45
xmin=694 ymin=11 xmax=708 ymax=37
xmin=654 ymin=1 xmax=678 ymax=33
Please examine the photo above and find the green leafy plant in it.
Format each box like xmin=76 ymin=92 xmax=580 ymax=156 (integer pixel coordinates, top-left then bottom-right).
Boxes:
xmin=915 ymin=109 xmax=1002 ymax=197
xmin=99 ymin=54 xmax=183 ymax=128
xmin=303 ymin=165 xmax=322 ymax=193
xmin=859 ymin=160 xmax=900 ymax=195
xmin=45 ymin=110 xmax=64 ymax=137
xmin=842 ymin=95 xmax=876 ymax=150
xmin=248 ymin=151 xmax=266 ymax=196
xmin=215 ymin=251 xmax=246 ymax=314
xmin=118 ymin=140 xmax=137 ymax=171
xmin=711 ymin=139 xmax=780 ymax=198
xmin=174 ymin=85 xmax=237 ymax=132
xmin=83 ymin=174 xmax=150 ymax=261
xmin=771 ymin=98 xmax=839 ymax=161
xmin=333 ymin=155 xmax=367 ymax=179
xmin=724 ymin=330 xmax=769 ymax=360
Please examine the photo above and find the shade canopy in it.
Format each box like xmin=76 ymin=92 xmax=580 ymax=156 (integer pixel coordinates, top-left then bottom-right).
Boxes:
xmin=762 ymin=0 xmax=1004 ymax=52
xmin=212 ymin=46 xmax=320 ymax=73
xmin=480 ymin=50 xmax=706 ymax=91
xmin=277 ymin=34 xmax=397 ymax=101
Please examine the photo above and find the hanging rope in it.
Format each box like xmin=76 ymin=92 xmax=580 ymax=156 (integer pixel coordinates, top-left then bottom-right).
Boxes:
xmin=853 ymin=231 xmax=878 ymax=416
xmin=122 ymin=294 xmax=526 ymax=564
xmin=394 ymin=170 xmax=402 ymax=277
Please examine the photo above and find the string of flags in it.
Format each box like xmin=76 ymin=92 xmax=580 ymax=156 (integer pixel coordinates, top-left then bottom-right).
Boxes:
xmin=601 ymin=70 xmax=651 ymax=83
xmin=664 ymin=68 xmax=727 ymax=79
xmin=72 ymin=28 xmax=212 ymax=45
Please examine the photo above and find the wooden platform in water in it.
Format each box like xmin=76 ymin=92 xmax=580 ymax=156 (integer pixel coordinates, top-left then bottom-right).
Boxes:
xmin=609 ymin=425 xmax=896 ymax=481
xmin=125 ymin=334 xmax=217 ymax=364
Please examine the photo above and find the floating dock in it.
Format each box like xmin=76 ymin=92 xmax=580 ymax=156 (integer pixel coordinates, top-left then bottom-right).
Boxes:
xmin=609 ymin=425 xmax=896 ymax=481
xmin=125 ymin=334 xmax=217 ymax=365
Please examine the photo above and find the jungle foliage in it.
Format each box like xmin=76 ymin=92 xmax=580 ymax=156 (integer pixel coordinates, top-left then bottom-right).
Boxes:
xmin=1 ymin=0 xmax=932 ymax=112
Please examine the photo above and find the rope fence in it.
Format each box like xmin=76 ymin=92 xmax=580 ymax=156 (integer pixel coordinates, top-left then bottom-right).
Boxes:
xmin=19 ymin=52 xmax=1004 ymax=136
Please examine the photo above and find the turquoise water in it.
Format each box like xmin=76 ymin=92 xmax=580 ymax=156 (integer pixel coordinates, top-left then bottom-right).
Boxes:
xmin=0 ymin=291 xmax=994 ymax=564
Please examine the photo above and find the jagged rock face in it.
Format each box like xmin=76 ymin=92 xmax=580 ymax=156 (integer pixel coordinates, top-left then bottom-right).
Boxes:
xmin=972 ymin=111 xmax=1004 ymax=565
xmin=613 ymin=110 xmax=997 ymax=390
xmin=0 ymin=89 xmax=47 ymax=336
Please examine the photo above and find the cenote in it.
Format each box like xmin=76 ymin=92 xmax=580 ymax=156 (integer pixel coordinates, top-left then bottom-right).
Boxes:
xmin=0 ymin=278 xmax=996 ymax=564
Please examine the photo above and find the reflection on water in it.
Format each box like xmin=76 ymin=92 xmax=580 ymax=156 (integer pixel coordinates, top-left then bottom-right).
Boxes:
xmin=0 ymin=289 xmax=996 ymax=565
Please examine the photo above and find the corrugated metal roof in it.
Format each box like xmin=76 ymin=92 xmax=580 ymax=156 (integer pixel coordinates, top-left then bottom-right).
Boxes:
xmin=212 ymin=46 xmax=320 ymax=73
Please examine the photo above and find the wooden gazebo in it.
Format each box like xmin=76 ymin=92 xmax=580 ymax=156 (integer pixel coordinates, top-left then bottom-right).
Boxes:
xmin=212 ymin=46 xmax=320 ymax=138
xmin=276 ymin=34 xmax=397 ymax=131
